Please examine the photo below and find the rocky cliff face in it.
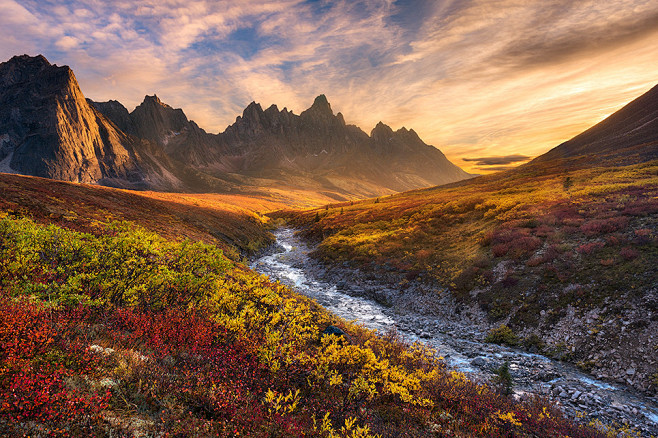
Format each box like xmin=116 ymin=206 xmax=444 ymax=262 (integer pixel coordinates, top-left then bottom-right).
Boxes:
xmin=3 ymin=54 xmax=472 ymax=196
xmin=0 ymin=55 xmax=179 ymax=189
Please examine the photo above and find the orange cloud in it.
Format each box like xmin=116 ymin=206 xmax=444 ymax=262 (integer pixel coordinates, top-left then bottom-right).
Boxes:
xmin=1 ymin=0 xmax=657 ymax=176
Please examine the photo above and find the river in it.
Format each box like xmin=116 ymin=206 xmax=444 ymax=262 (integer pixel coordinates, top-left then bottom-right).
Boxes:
xmin=251 ymin=228 xmax=658 ymax=436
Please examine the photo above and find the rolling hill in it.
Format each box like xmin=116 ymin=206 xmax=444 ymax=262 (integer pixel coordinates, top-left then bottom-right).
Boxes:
xmin=282 ymin=82 xmax=658 ymax=396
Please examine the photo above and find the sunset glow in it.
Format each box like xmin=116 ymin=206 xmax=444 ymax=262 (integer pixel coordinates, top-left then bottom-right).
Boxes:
xmin=3 ymin=0 xmax=657 ymax=173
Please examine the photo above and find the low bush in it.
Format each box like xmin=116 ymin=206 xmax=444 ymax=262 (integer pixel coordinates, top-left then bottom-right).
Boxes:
xmin=484 ymin=325 xmax=520 ymax=347
xmin=0 ymin=215 xmax=608 ymax=437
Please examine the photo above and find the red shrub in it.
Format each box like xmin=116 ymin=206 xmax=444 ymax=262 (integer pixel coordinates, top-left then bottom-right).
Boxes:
xmin=634 ymin=228 xmax=653 ymax=244
xmin=0 ymin=299 xmax=110 ymax=436
xmin=580 ymin=217 xmax=629 ymax=236
xmin=600 ymin=258 xmax=615 ymax=266
xmin=492 ymin=243 xmax=510 ymax=257
xmin=576 ymin=242 xmax=605 ymax=255
xmin=534 ymin=224 xmax=554 ymax=238
xmin=620 ymin=246 xmax=640 ymax=260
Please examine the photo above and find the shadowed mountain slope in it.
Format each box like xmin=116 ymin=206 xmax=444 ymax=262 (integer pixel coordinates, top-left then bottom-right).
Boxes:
xmin=90 ymin=92 xmax=472 ymax=196
xmin=534 ymin=83 xmax=658 ymax=165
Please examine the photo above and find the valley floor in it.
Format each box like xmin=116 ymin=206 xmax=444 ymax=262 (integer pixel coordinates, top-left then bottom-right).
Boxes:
xmin=252 ymin=227 xmax=658 ymax=436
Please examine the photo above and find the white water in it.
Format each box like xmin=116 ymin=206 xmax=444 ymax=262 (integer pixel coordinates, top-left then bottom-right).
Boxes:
xmin=252 ymin=228 xmax=658 ymax=436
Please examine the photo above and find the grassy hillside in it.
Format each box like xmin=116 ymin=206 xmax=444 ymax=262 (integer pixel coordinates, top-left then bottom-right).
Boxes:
xmin=0 ymin=179 xmax=611 ymax=436
xmin=282 ymin=158 xmax=658 ymax=391
xmin=286 ymin=159 xmax=657 ymax=302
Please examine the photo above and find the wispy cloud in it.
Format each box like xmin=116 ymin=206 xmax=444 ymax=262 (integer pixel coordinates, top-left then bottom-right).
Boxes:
xmin=1 ymin=0 xmax=657 ymax=173
xmin=462 ymin=155 xmax=531 ymax=166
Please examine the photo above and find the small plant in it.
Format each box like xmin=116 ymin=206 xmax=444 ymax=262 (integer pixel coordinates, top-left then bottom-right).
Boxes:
xmin=563 ymin=176 xmax=573 ymax=191
xmin=522 ymin=333 xmax=545 ymax=352
xmin=484 ymin=325 xmax=519 ymax=346
xmin=492 ymin=361 xmax=513 ymax=395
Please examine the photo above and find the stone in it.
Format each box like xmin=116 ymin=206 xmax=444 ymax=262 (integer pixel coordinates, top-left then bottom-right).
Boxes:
xmin=471 ymin=357 xmax=487 ymax=367
xmin=322 ymin=325 xmax=346 ymax=338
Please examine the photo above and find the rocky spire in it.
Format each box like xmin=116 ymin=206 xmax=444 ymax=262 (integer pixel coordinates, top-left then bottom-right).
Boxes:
xmin=371 ymin=121 xmax=394 ymax=141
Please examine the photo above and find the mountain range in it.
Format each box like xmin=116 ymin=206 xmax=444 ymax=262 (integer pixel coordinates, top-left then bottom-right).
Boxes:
xmin=0 ymin=54 xmax=471 ymax=198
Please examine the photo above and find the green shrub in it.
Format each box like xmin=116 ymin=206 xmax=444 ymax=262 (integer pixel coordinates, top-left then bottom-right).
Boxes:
xmin=492 ymin=361 xmax=513 ymax=395
xmin=484 ymin=325 xmax=519 ymax=346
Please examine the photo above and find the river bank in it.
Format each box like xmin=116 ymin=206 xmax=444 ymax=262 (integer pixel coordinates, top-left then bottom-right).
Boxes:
xmin=251 ymin=228 xmax=658 ymax=436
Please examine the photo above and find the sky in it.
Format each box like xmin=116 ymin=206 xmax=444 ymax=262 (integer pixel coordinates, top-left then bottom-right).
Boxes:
xmin=1 ymin=0 xmax=657 ymax=173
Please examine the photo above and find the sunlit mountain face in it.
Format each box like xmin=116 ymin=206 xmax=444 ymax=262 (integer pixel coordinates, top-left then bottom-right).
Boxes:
xmin=2 ymin=0 xmax=657 ymax=173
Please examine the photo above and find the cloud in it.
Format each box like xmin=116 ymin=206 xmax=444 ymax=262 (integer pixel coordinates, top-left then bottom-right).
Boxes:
xmin=475 ymin=166 xmax=519 ymax=172
xmin=1 ymin=0 xmax=657 ymax=175
xmin=462 ymin=155 xmax=531 ymax=166
xmin=489 ymin=2 xmax=658 ymax=72
xmin=55 ymin=36 xmax=80 ymax=50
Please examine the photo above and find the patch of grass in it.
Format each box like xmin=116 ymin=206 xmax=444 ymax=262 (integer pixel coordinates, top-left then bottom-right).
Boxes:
xmin=280 ymin=159 xmax=658 ymax=333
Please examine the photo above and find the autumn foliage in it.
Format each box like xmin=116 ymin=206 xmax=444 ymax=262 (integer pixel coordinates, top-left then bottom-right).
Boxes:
xmin=0 ymin=213 xmax=608 ymax=437
xmin=283 ymin=159 xmax=658 ymax=325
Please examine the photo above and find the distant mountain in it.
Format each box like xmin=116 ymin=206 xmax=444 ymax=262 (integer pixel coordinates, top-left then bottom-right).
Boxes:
xmin=534 ymin=83 xmax=658 ymax=164
xmin=89 ymin=95 xmax=221 ymax=167
xmin=208 ymin=95 xmax=471 ymax=195
xmin=0 ymin=55 xmax=179 ymax=190
xmin=91 ymin=92 xmax=471 ymax=196
xmin=1 ymin=54 xmax=473 ymax=196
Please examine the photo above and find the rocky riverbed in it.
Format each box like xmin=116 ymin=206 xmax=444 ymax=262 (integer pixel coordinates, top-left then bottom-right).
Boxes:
xmin=251 ymin=228 xmax=658 ymax=436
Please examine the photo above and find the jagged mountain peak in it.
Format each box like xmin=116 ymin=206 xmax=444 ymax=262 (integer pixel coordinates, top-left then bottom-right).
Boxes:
xmin=311 ymin=94 xmax=332 ymax=111
xmin=0 ymin=54 xmax=75 ymax=90
xmin=371 ymin=121 xmax=394 ymax=140
xmin=301 ymin=94 xmax=334 ymax=120
xmin=243 ymin=101 xmax=264 ymax=118
xmin=4 ymin=54 xmax=51 ymax=71
xmin=312 ymin=94 xmax=331 ymax=108
xmin=128 ymin=94 xmax=192 ymax=150
xmin=138 ymin=94 xmax=171 ymax=109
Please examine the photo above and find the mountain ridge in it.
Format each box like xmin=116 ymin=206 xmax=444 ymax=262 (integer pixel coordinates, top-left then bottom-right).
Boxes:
xmin=532 ymin=83 xmax=658 ymax=165
xmin=0 ymin=54 xmax=471 ymax=196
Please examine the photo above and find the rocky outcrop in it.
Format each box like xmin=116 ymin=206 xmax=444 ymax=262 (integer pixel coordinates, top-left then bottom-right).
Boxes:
xmin=0 ymin=55 xmax=179 ymax=190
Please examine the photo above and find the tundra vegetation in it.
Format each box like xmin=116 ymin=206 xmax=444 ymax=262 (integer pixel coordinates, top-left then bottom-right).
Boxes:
xmin=0 ymin=210 xmax=614 ymax=436
xmin=284 ymin=160 xmax=658 ymax=329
